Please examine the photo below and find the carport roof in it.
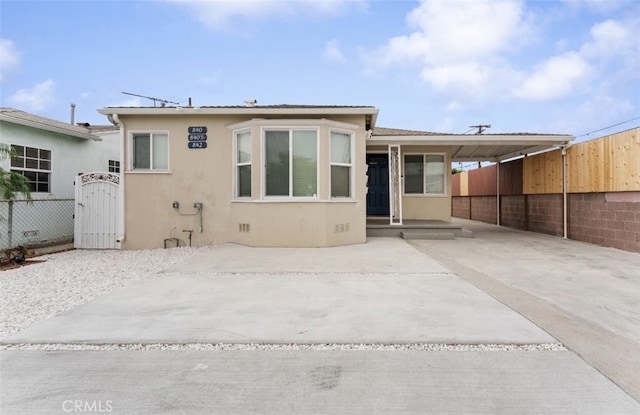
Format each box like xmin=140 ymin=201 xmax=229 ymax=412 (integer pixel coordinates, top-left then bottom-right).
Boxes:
xmin=371 ymin=127 xmax=573 ymax=162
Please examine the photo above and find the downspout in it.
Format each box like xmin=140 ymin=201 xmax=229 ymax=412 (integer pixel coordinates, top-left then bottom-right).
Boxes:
xmin=562 ymin=144 xmax=568 ymax=239
xmin=109 ymin=113 xmax=126 ymax=245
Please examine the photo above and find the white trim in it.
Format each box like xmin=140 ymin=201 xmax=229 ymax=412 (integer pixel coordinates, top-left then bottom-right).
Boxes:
xmin=261 ymin=126 xmax=320 ymax=200
xmin=127 ymin=130 xmax=170 ymax=172
xmin=402 ymin=152 xmax=447 ymax=196
xmin=233 ymin=128 xmax=252 ymax=199
xmin=329 ymin=128 xmax=355 ymax=200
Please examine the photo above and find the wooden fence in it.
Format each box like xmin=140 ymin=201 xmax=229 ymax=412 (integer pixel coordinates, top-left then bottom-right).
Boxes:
xmin=452 ymin=127 xmax=640 ymax=253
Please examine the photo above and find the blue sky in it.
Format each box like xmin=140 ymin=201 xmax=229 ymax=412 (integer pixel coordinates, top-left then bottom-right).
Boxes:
xmin=1 ymin=0 xmax=638 ymax=139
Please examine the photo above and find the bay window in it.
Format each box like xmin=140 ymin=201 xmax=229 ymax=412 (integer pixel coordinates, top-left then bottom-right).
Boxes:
xmin=404 ymin=154 xmax=446 ymax=195
xmin=330 ymin=131 xmax=352 ymax=198
xmin=236 ymin=130 xmax=251 ymax=197
xmin=265 ymin=129 xmax=317 ymax=197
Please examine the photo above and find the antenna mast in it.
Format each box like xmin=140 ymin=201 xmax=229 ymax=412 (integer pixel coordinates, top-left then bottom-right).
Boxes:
xmin=469 ymin=124 xmax=491 ymax=134
xmin=121 ymin=91 xmax=180 ymax=107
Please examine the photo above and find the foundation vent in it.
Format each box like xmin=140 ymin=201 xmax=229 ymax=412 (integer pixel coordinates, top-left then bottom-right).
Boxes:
xmin=239 ymin=223 xmax=251 ymax=233
xmin=334 ymin=223 xmax=350 ymax=233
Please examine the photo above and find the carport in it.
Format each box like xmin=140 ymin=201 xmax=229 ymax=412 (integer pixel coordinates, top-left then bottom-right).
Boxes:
xmin=368 ymin=128 xmax=573 ymax=233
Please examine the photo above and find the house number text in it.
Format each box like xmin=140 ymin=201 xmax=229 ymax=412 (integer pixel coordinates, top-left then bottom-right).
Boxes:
xmin=187 ymin=126 xmax=208 ymax=149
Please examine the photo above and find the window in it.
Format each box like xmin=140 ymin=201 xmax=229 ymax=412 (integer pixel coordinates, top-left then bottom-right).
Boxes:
xmin=131 ymin=132 xmax=168 ymax=170
xmin=10 ymin=144 xmax=51 ymax=192
xmin=330 ymin=131 xmax=352 ymax=198
xmin=236 ymin=130 xmax=251 ymax=198
xmin=265 ymin=129 xmax=317 ymax=197
xmin=108 ymin=160 xmax=120 ymax=173
xmin=404 ymin=154 xmax=445 ymax=195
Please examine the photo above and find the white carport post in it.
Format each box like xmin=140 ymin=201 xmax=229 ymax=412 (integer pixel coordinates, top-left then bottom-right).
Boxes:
xmin=496 ymin=160 xmax=501 ymax=226
xmin=388 ymin=144 xmax=403 ymax=225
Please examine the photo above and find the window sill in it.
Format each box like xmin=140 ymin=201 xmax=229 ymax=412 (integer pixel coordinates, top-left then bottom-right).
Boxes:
xmin=403 ymin=193 xmax=448 ymax=198
xmin=232 ymin=199 xmax=357 ymax=203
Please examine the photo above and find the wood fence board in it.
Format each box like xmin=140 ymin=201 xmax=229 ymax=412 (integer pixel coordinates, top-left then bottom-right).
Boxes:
xmin=460 ymin=171 xmax=469 ymax=196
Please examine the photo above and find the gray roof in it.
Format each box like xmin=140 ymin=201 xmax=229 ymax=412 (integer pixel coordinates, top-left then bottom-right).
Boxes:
xmin=0 ymin=108 xmax=100 ymax=141
xmin=373 ymin=127 xmax=448 ymax=136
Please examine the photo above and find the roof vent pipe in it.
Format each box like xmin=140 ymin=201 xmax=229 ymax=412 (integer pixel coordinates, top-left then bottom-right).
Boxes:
xmin=70 ymin=103 xmax=76 ymax=125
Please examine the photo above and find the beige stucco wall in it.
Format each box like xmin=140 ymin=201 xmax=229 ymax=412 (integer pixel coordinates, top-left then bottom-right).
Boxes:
xmin=119 ymin=114 xmax=368 ymax=249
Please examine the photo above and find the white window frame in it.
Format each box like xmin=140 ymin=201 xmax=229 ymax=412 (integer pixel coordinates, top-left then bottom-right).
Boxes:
xmin=261 ymin=126 xmax=320 ymax=200
xmin=403 ymin=152 xmax=447 ymax=196
xmin=10 ymin=144 xmax=52 ymax=193
xmin=128 ymin=131 xmax=170 ymax=172
xmin=329 ymin=129 xmax=355 ymax=199
xmin=234 ymin=129 xmax=252 ymax=199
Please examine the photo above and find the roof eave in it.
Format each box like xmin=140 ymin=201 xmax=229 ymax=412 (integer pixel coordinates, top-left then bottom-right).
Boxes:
xmin=368 ymin=134 xmax=573 ymax=146
xmin=98 ymin=106 xmax=379 ymax=117
xmin=0 ymin=114 xmax=100 ymax=141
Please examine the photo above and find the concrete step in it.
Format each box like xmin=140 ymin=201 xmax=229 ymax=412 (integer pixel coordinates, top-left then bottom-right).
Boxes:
xmin=401 ymin=231 xmax=455 ymax=240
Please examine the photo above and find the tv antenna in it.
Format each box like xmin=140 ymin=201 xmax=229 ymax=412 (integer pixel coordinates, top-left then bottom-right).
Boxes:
xmin=121 ymin=91 xmax=180 ymax=107
xmin=469 ymin=124 xmax=491 ymax=134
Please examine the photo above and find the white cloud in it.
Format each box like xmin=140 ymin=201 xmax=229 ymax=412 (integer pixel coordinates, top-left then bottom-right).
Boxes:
xmin=0 ymin=38 xmax=20 ymax=83
xmin=167 ymin=0 xmax=367 ymax=31
xmin=515 ymin=53 xmax=591 ymax=100
xmin=323 ymin=39 xmax=345 ymax=62
xmin=580 ymin=18 xmax=640 ymax=63
xmin=365 ymin=0 xmax=529 ymax=96
xmin=9 ymin=80 xmax=55 ymax=111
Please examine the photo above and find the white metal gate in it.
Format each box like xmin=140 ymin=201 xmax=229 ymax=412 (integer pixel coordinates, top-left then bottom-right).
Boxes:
xmin=74 ymin=172 xmax=120 ymax=249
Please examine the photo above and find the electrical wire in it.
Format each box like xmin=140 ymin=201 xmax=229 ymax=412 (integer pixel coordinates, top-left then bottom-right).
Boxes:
xmin=574 ymin=116 xmax=640 ymax=138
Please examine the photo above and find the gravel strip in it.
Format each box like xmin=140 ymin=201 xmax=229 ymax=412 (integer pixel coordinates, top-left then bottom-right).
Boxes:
xmin=0 ymin=247 xmax=212 ymax=338
xmin=0 ymin=343 xmax=567 ymax=351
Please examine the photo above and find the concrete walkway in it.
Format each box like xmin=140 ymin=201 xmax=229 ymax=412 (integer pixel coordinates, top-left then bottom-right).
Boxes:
xmin=410 ymin=218 xmax=640 ymax=402
xmin=2 ymin=227 xmax=639 ymax=413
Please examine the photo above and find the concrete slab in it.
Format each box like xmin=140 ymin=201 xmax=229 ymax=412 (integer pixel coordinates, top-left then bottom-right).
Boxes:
xmin=2 ymin=350 xmax=638 ymax=414
xmin=162 ymin=237 xmax=450 ymax=274
xmin=409 ymin=218 xmax=640 ymax=401
xmin=3 ymin=273 xmax=556 ymax=344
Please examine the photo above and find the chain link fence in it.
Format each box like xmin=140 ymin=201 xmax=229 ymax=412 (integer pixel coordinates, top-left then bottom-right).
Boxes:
xmin=0 ymin=199 xmax=74 ymax=250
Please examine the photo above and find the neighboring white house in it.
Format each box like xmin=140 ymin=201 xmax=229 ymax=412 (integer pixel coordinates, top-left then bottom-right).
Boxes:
xmin=0 ymin=107 xmax=120 ymax=249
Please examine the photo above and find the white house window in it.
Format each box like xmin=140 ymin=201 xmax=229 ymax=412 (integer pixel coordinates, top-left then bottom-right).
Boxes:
xmin=330 ymin=131 xmax=352 ymax=198
xmin=265 ymin=129 xmax=318 ymax=198
xmin=404 ymin=154 xmax=445 ymax=194
xmin=108 ymin=160 xmax=120 ymax=173
xmin=10 ymin=144 xmax=51 ymax=192
xmin=236 ymin=130 xmax=251 ymax=198
xmin=131 ymin=132 xmax=168 ymax=170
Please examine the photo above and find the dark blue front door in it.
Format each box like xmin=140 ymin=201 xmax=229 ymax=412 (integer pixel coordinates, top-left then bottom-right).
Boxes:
xmin=366 ymin=154 xmax=389 ymax=215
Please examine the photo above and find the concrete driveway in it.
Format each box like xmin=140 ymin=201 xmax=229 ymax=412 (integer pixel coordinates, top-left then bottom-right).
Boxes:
xmin=3 ymin=237 xmax=556 ymax=345
xmin=2 ymin=230 xmax=639 ymax=414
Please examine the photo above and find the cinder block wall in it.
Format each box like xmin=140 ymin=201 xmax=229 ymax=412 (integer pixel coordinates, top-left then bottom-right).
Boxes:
xmin=527 ymin=194 xmax=564 ymax=237
xmin=452 ymin=197 xmax=471 ymax=219
xmin=569 ymin=193 xmax=640 ymax=253
xmin=500 ymin=195 xmax=526 ymax=230
xmin=470 ymin=196 xmax=497 ymax=225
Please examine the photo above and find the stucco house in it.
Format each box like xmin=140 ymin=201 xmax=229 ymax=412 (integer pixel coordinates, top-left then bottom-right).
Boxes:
xmin=0 ymin=108 xmax=119 ymax=249
xmin=97 ymin=104 xmax=572 ymax=249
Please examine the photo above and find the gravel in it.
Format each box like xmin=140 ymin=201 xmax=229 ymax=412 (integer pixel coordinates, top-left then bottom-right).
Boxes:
xmin=0 ymin=247 xmax=212 ymax=338
xmin=1 ymin=343 xmax=567 ymax=351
